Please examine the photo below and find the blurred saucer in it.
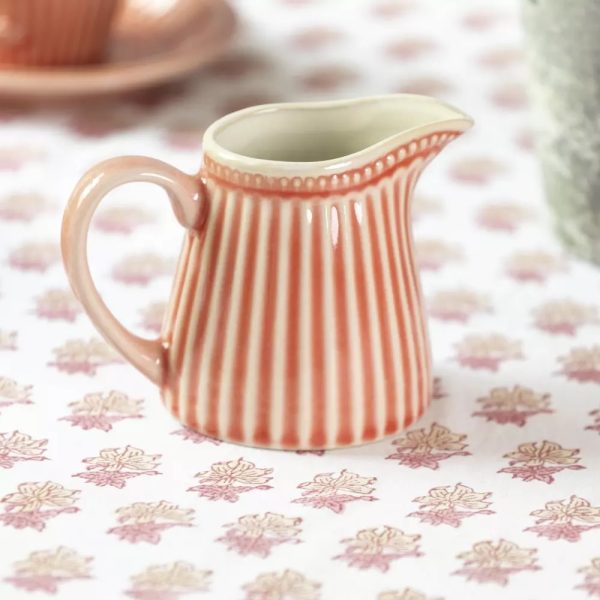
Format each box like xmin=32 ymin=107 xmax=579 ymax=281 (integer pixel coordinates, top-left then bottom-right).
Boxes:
xmin=0 ymin=0 xmax=236 ymax=100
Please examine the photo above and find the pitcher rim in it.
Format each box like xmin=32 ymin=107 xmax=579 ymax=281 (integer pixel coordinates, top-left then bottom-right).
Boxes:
xmin=202 ymin=94 xmax=473 ymax=177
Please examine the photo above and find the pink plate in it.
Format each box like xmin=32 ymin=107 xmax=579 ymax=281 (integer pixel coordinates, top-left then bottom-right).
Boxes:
xmin=0 ymin=0 xmax=236 ymax=99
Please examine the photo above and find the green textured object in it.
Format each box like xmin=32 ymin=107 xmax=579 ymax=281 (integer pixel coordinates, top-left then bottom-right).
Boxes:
xmin=522 ymin=0 xmax=600 ymax=264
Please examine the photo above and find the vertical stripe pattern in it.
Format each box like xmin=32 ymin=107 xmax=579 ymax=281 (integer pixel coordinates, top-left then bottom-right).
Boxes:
xmin=162 ymin=147 xmax=446 ymax=449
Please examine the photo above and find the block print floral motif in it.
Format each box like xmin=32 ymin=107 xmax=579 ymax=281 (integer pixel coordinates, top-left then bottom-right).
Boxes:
xmin=207 ymin=51 xmax=269 ymax=79
xmin=300 ymin=65 xmax=359 ymax=91
xmin=0 ymin=481 xmax=79 ymax=531
xmin=428 ymin=289 xmax=491 ymax=322
xmin=490 ymin=82 xmax=528 ymax=110
xmin=0 ymin=431 xmax=48 ymax=468
xmin=478 ymin=46 xmax=523 ymax=69
xmin=171 ymin=427 xmax=221 ymax=445
xmin=558 ymin=347 xmax=600 ymax=384
xmin=454 ymin=333 xmax=523 ymax=371
xmin=378 ymin=589 xmax=443 ymax=600
xmin=242 ymin=569 xmax=320 ymax=600
xmin=60 ymin=390 xmax=143 ymax=431
xmin=188 ymin=457 xmax=273 ymax=502
xmin=289 ymin=26 xmax=345 ymax=51
xmin=335 ymin=526 xmax=421 ymax=572
xmin=453 ymin=539 xmax=540 ymax=586
xmin=125 ymin=561 xmax=211 ymax=600
xmin=0 ymin=192 xmax=48 ymax=221
xmin=461 ymin=9 xmax=506 ymax=30
xmin=533 ymin=300 xmax=598 ymax=335
xmin=505 ymin=250 xmax=566 ymax=283
xmin=0 ymin=376 xmax=31 ymax=409
xmin=408 ymin=483 xmax=494 ymax=527
xmin=385 ymin=37 xmax=437 ymax=60
xmin=8 ymin=241 xmax=60 ymax=272
xmin=49 ymin=338 xmax=123 ymax=375
xmin=498 ymin=440 xmax=584 ymax=484
xmin=449 ymin=156 xmax=505 ymax=185
xmin=399 ymin=76 xmax=454 ymax=97
xmin=218 ymin=512 xmax=302 ymax=557
xmin=587 ymin=409 xmax=600 ymax=435
xmin=112 ymin=253 xmax=175 ymax=285
xmin=576 ymin=557 xmax=600 ymax=597
xmin=415 ymin=239 xmax=463 ymax=271
xmin=74 ymin=445 xmax=161 ymax=488
xmin=34 ymin=288 xmax=81 ymax=321
xmin=0 ymin=329 xmax=17 ymax=350
xmin=525 ymin=496 xmax=600 ymax=542
xmin=108 ymin=500 xmax=194 ymax=544
xmin=472 ymin=385 xmax=552 ymax=426
xmin=94 ymin=206 xmax=154 ymax=234
xmin=140 ymin=301 xmax=167 ymax=333
xmin=0 ymin=145 xmax=45 ymax=171
xmin=387 ymin=423 xmax=470 ymax=470
xmin=371 ymin=0 xmax=416 ymax=19
xmin=4 ymin=546 xmax=92 ymax=594
xmin=412 ymin=194 xmax=442 ymax=221
xmin=292 ymin=469 xmax=377 ymax=513
xmin=432 ymin=377 xmax=447 ymax=401
xmin=67 ymin=109 xmax=136 ymax=138
xmin=476 ymin=202 xmax=531 ymax=232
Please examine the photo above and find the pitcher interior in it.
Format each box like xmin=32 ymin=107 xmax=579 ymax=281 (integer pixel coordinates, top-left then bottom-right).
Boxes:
xmin=211 ymin=96 xmax=469 ymax=163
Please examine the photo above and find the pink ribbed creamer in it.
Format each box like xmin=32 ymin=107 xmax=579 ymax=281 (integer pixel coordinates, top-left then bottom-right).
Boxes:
xmin=62 ymin=96 xmax=473 ymax=449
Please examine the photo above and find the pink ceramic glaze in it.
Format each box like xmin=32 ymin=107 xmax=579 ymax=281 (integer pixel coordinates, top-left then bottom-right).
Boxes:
xmin=0 ymin=0 xmax=121 ymax=66
xmin=62 ymin=95 xmax=473 ymax=449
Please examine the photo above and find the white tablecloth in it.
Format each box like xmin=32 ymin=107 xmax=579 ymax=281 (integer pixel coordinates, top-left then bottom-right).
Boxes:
xmin=1 ymin=1 xmax=599 ymax=599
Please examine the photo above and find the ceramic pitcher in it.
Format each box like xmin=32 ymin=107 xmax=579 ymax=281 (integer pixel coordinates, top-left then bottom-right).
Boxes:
xmin=62 ymin=95 xmax=472 ymax=450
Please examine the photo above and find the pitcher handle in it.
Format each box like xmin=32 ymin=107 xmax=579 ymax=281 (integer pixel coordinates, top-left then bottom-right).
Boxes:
xmin=61 ymin=156 xmax=202 ymax=384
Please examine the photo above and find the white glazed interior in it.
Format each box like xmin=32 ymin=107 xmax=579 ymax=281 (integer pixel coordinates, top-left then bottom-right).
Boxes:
xmin=203 ymin=94 xmax=473 ymax=176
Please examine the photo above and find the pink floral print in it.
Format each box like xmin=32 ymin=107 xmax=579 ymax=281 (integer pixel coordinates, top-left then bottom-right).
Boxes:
xmin=505 ymin=250 xmax=566 ymax=283
xmin=335 ymin=526 xmax=421 ymax=572
xmin=61 ymin=391 xmax=143 ymax=431
xmin=0 ymin=145 xmax=45 ymax=171
xmin=476 ymin=202 xmax=531 ymax=232
xmin=525 ymin=496 xmax=600 ymax=542
xmin=577 ymin=558 xmax=600 ymax=597
xmin=5 ymin=547 xmax=92 ymax=594
xmin=112 ymin=253 xmax=175 ymax=285
xmin=532 ymin=300 xmax=598 ymax=335
xmin=449 ymin=156 xmax=505 ymax=185
xmin=472 ymin=385 xmax=552 ymax=426
xmin=217 ymin=512 xmax=302 ymax=557
xmin=415 ymin=239 xmax=463 ymax=271
xmin=292 ymin=469 xmax=377 ymax=513
xmin=587 ymin=409 xmax=600 ymax=435
xmin=453 ymin=539 xmax=540 ymax=585
xmin=558 ymin=346 xmax=600 ymax=383
xmin=8 ymin=241 xmax=59 ymax=272
xmin=0 ymin=481 xmax=79 ymax=531
xmin=125 ymin=561 xmax=211 ymax=599
xmin=0 ymin=430 xmax=48 ymax=468
xmin=94 ymin=206 xmax=154 ymax=234
xmin=188 ymin=457 xmax=273 ymax=502
xmin=0 ymin=376 xmax=32 ymax=410
xmin=428 ymin=288 xmax=491 ymax=322
xmin=108 ymin=501 xmax=194 ymax=544
xmin=454 ymin=333 xmax=523 ymax=371
xmin=0 ymin=192 xmax=48 ymax=221
xmin=139 ymin=301 xmax=167 ymax=333
xmin=498 ymin=440 xmax=584 ymax=484
xmin=74 ymin=446 xmax=161 ymax=488
xmin=171 ymin=427 xmax=222 ymax=445
xmin=49 ymin=338 xmax=123 ymax=375
xmin=0 ymin=329 xmax=17 ymax=351
xmin=387 ymin=423 xmax=470 ymax=470
xmin=242 ymin=569 xmax=320 ymax=600
xmin=34 ymin=289 xmax=81 ymax=322
xmin=408 ymin=483 xmax=494 ymax=527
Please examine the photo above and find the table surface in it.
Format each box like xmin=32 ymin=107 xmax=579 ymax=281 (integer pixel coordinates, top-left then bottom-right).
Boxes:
xmin=1 ymin=1 xmax=600 ymax=599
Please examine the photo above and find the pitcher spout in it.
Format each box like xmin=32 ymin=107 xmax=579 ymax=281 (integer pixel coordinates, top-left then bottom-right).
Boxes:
xmin=203 ymin=95 xmax=472 ymax=186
